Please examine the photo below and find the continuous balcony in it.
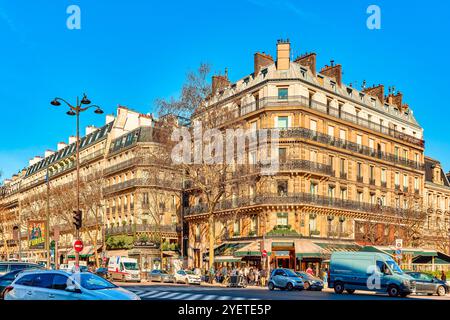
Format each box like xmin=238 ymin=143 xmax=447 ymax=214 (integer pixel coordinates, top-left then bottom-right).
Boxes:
xmin=253 ymin=160 xmax=334 ymax=177
xmin=105 ymin=224 xmax=177 ymax=236
xmin=184 ymin=192 xmax=420 ymax=219
xmin=217 ymin=95 xmax=424 ymax=148
xmin=274 ymin=127 xmax=424 ymax=171
xmin=103 ymin=178 xmax=183 ymax=195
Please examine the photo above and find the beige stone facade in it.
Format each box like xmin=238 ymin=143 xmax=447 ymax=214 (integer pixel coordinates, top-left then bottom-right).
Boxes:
xmin=185 ymin=40 xmax=444 ymax=271
xmin=0 ymin=107 xmax=182 ymax=269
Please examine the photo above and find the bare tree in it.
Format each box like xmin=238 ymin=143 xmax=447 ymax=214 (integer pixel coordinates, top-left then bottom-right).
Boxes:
xmin=155 ymin=64 xmax=261 ymax=270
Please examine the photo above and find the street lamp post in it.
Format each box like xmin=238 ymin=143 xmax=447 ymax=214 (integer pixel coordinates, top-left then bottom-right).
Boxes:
xmin=51 ymin=94 xmax=103 ymax=268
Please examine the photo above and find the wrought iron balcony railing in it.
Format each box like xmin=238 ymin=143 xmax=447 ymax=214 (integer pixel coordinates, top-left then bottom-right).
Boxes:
xmin=103 ymin=177 xmax=183 ymax=195
xmin=184 ymin=192 xmax=421 ymax=219
xmin=213 ymin=95 xmax=424 ymax=147
xmin=105 ymin=224 xmax=177 ymax=236
xmin=272 ymin=127 xmax=424 ymax=171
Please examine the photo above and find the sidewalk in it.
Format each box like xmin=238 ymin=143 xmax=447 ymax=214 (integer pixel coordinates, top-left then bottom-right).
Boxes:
xmin=118 ymin=279 xmax=268 ymax=290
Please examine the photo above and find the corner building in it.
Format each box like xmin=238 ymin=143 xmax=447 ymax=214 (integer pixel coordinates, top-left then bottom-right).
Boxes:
xmin=186 ymin=40 xmax=427 ymax=272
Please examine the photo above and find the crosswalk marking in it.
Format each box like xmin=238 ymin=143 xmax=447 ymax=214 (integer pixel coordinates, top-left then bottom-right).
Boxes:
xmin=128 ymin=288 xmax=259 ymax=301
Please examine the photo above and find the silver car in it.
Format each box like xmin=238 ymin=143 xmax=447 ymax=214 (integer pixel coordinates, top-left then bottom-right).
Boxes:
xmin=4 ymin=270 xmax=140 ymax=300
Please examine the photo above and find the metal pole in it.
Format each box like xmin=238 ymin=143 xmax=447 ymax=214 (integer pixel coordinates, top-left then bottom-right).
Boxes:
xmin=75 ymin=98 xmax=80 ymax=268
xmin=46 ymin=167 xmax=50 ymax=269
xmin=180 ymin=171 xmax=184 ymax=267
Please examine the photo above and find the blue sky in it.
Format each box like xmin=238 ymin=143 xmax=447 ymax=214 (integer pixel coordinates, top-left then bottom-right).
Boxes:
xmin=0 ymin=0 xmax=449 ymax=181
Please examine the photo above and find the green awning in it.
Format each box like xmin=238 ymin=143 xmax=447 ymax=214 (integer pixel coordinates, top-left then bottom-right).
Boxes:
xmin=272 ymin=242 xmax=294 ymax=248
xmin=360 ymin=246 xmax=437 ymax=258
xmin=214 ymin=256 xmax=242 ymax=263
xmin=413 ymin=252 xmax=450 ymax=264
xmin=234 ymin=241 xmax=262 ymax=257
xmin=296 ymin=252 xmax=323 ymax=259
xmin=315 ymin=242 xmax=361 ymax=254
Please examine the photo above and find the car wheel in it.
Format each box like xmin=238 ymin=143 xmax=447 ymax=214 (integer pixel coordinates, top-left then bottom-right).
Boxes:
xmin=304 ymin=282 xmax=310 ymax=290
xmin=286 ymin=283 xmax=293 ymax=291
xmin=387 ymin=285 xmax=400 ymax=297
xmin=334 ymin=282 xmax=344 ymax=294
xmin=346 ymin=289 xmax=355 ymax=294
xmin=268 ymin=282 xmax=275 ymax=291
xmin=437 ymin=286 xmax=446 ymax=296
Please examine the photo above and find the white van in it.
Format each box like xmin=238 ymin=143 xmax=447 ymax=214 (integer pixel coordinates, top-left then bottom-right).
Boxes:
xmin=108 ymin=256 xmax=141 ymax=282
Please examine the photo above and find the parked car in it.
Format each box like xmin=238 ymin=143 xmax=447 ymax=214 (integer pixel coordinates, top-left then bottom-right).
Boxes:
xmin=0 ymin=267 xmax=39 ymax=299
xmin=0 ymin=262 xmax=42 ymax=276
xmin=405 ymin=272 xmax=449 ymax=296
xmin=174 ymin=270 xmax=201 ymax=285
xmin=149 ymin=269 xmax=175 ymax=283
xmin=329 ymin=252 xmax=416 ymax=297
xmin=4 ymin=270 xmax=140 ymax=300
xmin=268 ymin=268 xmax=304 ymax=291
xmin=95 ymin=268 xmax=110 ymax=279
xmin=295 ymin=271 xmax=324 ymax=291
xmin=108 ymin=256 xmax=141 ymax=282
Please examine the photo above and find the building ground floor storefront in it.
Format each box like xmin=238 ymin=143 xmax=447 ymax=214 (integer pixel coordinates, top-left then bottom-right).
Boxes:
xmin=191 ymin=238 xmax=361 ymax=278
xmin=190 ymin=238 xmax=450 ymax=277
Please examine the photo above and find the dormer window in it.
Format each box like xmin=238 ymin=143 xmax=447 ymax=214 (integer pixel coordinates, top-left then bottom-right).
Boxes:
xmin=300 ymin=67 xmax=307 ymax=78
xmin=346 ymin=87 xmax=353 ymax=96
xmin=261 ymin=68 xmax=268 ymax=78
xmin=359 ymin=93 xmax=365 ymax=101
xmin=244 ymin=77 xmax=250 ymax=84
xmin=371 ymin=98 xmax=376 ymax=107
xmin=330 ymin=80 xmax=336 ymax=90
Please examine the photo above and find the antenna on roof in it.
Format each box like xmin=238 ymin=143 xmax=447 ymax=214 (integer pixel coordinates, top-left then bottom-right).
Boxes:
xmin=362 ymin=80 xmax=367 ymax=90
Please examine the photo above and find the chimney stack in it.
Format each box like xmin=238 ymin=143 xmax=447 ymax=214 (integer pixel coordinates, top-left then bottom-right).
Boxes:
xmin=69 ymin=136 xmax=77 ymax=144
xmin=363 ymin=84 xmax=385 ymax=103
xmin=44 ymin=150 xmax=54 ymax=158
xmin=320 ymin=62 xmax=343 ymax=87
xmin=86 ymin=125 xmax=98 ymax=136
xmin=57 ymin=142 xmax=67 ymax=151
xmin=254 ymin=52 xmax=274 ymax=76
xmin=211 ymin=73 xmax=230 ymax=95
xmin=294 ymin=52 xmax=317 ymax=75
xmin=29 ymin=156 xmax=42 ymax=166
xmin=106 ymin=114 xmax=115 ymax=124
xmin=276 ymin=39 xmax=290 ymax=70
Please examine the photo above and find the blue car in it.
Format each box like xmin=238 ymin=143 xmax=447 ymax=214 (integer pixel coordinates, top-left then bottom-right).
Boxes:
xmin=268 ymin=268 xmax=305 ymax=291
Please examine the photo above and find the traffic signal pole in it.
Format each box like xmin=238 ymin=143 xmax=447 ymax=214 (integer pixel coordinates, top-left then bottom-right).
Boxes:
xmin=75 ymin=101 xmax=80 ymax=269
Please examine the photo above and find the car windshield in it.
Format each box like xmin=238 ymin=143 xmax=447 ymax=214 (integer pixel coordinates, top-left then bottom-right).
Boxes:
xmin=79 ymin=273 xmax=117 ymax=290
xmin=386 ymin=260 xmax=403 ymax=274
xmin=284 ymin=269 xmax=299 ymax=277
xmin=123 ymin=262 xmax=139 ymax=270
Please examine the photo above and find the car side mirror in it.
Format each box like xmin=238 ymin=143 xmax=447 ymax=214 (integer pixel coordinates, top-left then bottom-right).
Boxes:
xmin=66 ymin=285 xmax=82 ymax=293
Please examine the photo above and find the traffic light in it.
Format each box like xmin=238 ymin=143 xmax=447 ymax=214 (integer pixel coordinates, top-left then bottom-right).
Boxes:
xmin=73 ymin=210 xmax=82 ymax=230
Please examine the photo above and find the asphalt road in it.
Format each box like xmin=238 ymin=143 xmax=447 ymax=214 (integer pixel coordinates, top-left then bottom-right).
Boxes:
xmin=118 ymin=282 xmax=450 ymax=301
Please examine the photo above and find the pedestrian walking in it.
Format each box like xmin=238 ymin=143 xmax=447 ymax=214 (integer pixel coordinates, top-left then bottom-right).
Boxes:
xmin=441 ymin=270 xmax=447 ymax=282
xmin=322 ymin=268 xmax=328 ymax=288
xmin=306 ymin=265 xmax=314 ymax=276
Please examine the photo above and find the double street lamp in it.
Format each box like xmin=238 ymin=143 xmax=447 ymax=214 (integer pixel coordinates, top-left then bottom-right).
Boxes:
xmin=50 ymin=94 xmax=103 ymax=268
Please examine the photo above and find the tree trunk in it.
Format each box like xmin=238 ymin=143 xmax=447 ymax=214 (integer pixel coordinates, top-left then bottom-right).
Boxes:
xmin=208 ymin=213 xmax=214 ymax=273
xmin=93 ymin=228 xmax=99 ymax=269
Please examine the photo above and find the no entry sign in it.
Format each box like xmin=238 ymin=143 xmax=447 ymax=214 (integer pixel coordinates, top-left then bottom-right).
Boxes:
xmin=261 ymin=249 xmax=267 ymax=257
xmin=74 ymin=240 xmax=84 ymax=253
